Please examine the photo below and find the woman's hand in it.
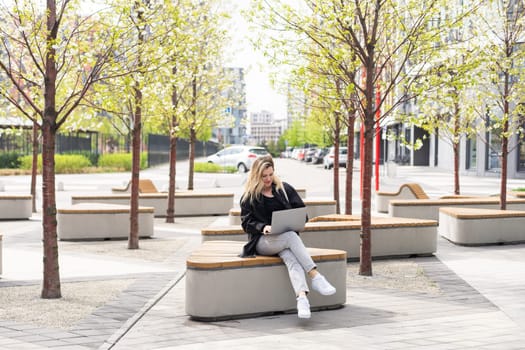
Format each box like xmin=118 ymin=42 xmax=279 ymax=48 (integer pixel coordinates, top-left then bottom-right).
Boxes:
xmin=263 ymin=225 xmax=272 ymax=235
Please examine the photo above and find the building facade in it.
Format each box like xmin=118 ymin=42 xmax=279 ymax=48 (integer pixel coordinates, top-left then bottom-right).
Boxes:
xmin=248 ymin=110 xmax=282 ymax=145
xmin=213 ymin=67 xmax=248 ymax=145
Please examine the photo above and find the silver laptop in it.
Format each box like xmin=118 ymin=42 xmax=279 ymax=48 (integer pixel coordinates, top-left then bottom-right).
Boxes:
xmin=270 ymin=207 xmax=307 ymax=235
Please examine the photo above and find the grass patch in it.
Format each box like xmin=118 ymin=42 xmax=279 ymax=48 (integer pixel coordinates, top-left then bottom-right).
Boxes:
xmin=194 ymin=162 xmax=237 ymax=173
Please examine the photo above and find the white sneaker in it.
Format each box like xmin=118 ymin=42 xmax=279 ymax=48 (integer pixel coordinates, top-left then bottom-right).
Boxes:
xmin=311 ymin=274 xmax=336 ymax=296
xmin=296 ymin=295 xmax=311 ymax=319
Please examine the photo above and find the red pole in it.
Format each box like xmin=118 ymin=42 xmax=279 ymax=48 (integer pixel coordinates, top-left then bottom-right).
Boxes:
xmin=375 ymin=84 xmax=381 ymax=191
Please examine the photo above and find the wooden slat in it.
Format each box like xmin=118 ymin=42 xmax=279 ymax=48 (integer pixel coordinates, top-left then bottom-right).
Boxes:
xmin=439 ymin=207 xmax=525 ymax=219
xmin=186 ymin=240 xmax=346 ymax=270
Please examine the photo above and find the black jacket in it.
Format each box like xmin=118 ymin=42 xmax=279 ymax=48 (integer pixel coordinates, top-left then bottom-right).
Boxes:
xmin=240 ymin=182 xmax=305 ymax=257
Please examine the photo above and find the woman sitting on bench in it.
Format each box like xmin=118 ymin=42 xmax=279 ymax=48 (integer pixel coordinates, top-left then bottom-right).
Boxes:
xmin=240 ymin=155 xmax=336 ymax=319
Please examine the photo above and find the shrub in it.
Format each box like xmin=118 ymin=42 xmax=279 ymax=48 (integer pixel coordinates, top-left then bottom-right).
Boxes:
xmin=97 ymin=153 xmax=147 ymax=171
xmin=19 ymin=154 xmax=92 ymax=173
xmin=194 ymin=162 xmax=237 ymax=173
xmin=0 ymin=152 xmax=22 ymax=168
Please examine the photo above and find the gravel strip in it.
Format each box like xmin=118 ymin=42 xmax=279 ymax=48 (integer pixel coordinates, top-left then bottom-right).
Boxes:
xmin=0 ymin=279 xmax=135 ymax=329
xmin=347 ymin=260 xmax=442 ymax=295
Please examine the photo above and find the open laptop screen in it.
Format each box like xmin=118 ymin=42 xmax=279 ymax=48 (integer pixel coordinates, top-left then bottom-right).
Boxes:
xmin=270 ymin=207 xmax=307 ymax=234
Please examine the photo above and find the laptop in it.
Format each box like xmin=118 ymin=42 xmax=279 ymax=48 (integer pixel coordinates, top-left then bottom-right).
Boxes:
xmin=270 ymin=207 xmax=307 ymax=235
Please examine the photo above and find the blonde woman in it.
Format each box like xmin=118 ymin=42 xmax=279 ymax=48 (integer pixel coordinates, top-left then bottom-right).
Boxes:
xmin=240 ymin=155 xmax=336 ymax=319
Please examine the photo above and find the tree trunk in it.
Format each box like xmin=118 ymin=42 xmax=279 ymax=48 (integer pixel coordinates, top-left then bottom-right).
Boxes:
xmin=359 ymin=116 xmax=374 ymax=276
xmin=129 ymin=98 xmax=141 ymax=249
xmin=333 ymin=115 xmax=340 ymax=214
xmin=41 ymin=119 xmax=61 ymax=298
xmin=188 ymin=75 xmax=197 ymax=191
xmin=188 ymin=127 xmax=196 ymax=190
xmin=453 ymin=100 xmax=460 ymax=195
xmin=41 ymin=0 xmax=61 ymax=299
xmin=500 ymin=71 xmax=510 ymax=210
xmin=166 ymin=66 xmax=178 ymax=223
xmin=166 ymin=132 xmax=177 ymax=222
xmin=31 ymin=120 xmax=39 ymax=213
xmin=359 ymin=58 xmax=375 ymax=277
xmin=128 ymin=2 xmax=144 ymax=249
xmin=500 ymin=119 xmax=509 ymax=210
xmin=453 ymin=142 xmax=460 ymax=195
xmin=345 ymin=112 xmax=355 ymax=215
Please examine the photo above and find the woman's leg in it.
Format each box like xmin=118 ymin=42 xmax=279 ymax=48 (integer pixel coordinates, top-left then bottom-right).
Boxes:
xmin=257 ymin=231 xmax=336 ymax=297
xmin=256 ymin=231 xmax=316 ymax=273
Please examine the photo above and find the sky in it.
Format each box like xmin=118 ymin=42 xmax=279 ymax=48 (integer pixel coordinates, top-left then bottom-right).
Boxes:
xmin=223 ymin=1 xmax=288 ymax=121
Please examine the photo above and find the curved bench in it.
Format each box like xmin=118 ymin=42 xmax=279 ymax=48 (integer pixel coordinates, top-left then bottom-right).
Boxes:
xmin=72 ymin=191 xmax=234 ymax=217
xmin=389 ymin=197 xmax=525 ymax=221
xmin=112 ymin=179 xmax=160 ymax=194
xmin=439 ymin=207 xmax=525 ymax=245
xmin=228 ymin=199 xmax=337 ymax=225
xmin=0 ymin=194 xmax=32 ymax=220
xmin=375 ymin=183 xmax=429 ymax=213
xmin=202 ymin=217 xmax=438 ymax=260
xmin=186 ymin=240 xmax=347 ymax=321
xmin=57 ymin=203 xmax=154 ymax=240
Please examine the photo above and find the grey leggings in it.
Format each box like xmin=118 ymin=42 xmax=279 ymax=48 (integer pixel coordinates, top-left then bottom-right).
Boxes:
xmin=256 ymin=231 xmax=317 ymax=296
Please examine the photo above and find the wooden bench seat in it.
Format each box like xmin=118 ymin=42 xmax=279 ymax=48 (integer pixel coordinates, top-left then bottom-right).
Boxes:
xmin=439 ymin=207 xmax=525 ymax=245
xmin=389 ymin=197 xmax=525 ymax=221
xmin=112 ymin=179 xmax=160 ymax=193
xmin=0 ymin=194 xmax=32 ymax=220
xmin=57 ymin=203 xmax=154 ymax=240
xmin=511 ymin=191 xmax=525 ymax=198
xmin=375 ymin=183 xmax=429 ymax=213
xmin=71 ymin=191 xmax=234 ymax=217
xmin=228 ymin=199 xmax=337 ymax=225
xmin=202 ymin=217 xmax=438 ymax=260
xmin=186 ymin=240 xmax=347 ymax=321
xmin=308 ymin=214 xmax=361 ymax=222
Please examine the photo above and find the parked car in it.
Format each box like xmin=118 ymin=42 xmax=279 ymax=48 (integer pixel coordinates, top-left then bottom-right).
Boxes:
xmin=206 ymin=145 xmax=269 ymax=172
xmin=312 ymin=148 xmax=328 ymax=164
xmin=304 ymin=148 xmax=318 ymax=163
xmin=323 ymin=146 xmax=348 ymax=169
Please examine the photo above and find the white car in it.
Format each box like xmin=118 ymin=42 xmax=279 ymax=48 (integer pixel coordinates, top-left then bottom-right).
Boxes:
xmin=323 ymin=146 xmax=348 ymax=169
xmin=207 ymin=145 xmax=269 ymax=172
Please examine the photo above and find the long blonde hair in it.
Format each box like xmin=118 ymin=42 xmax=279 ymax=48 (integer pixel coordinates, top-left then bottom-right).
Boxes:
xmin=241 ymin=155 xmax=285 ymax=205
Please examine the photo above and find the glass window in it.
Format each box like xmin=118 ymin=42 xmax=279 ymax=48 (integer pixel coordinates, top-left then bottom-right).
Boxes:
xmin=487 ymin=131 xmax=501 ymax=172
xmin=466 ymin=138 xmax=477 ymax=169
xmin=518 ymin=137 xmax=525 ymax=171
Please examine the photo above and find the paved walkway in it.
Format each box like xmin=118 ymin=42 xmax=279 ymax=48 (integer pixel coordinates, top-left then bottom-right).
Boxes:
xmin=0 ymin=160 xmax=524 ymax=349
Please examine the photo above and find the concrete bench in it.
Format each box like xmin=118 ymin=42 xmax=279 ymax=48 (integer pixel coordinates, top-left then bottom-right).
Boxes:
xmin=375 ymin=183 xmax=429 ymax=213
xmin=0 ymin=194 xmax=32 ymax=220
xmin=57 ymin=203 xmax=154 ymax=240
xmin=439 ymin=207 xmax=525 ymax=245
xmin=389 ymin=197 xmax=525 ymax=221
xmin=71 ymin=191 xmax=234 ymax=217
xmin=296 ymin=188 xmax=306 ymax=199
xmin=112 ymin=179 xmax=159 ymax=193
xmin=227 ymin=199 xmax=337 ymax=225
xmin=202 ymin=217 xmax=438 ymax=260
xmin=185 ymin=240 xmax=347 ymax=321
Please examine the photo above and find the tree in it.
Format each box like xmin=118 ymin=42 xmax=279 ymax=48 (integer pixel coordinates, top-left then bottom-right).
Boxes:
xmin=473 ymin=0 xmax=525 ymax=209
xmin=253 ymin=0 xmax=447 ymax=275
xmin=0 ymin=0 xmax=126 ymax=297
xmin=176 ymin=1 xmax=232 ymax=190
